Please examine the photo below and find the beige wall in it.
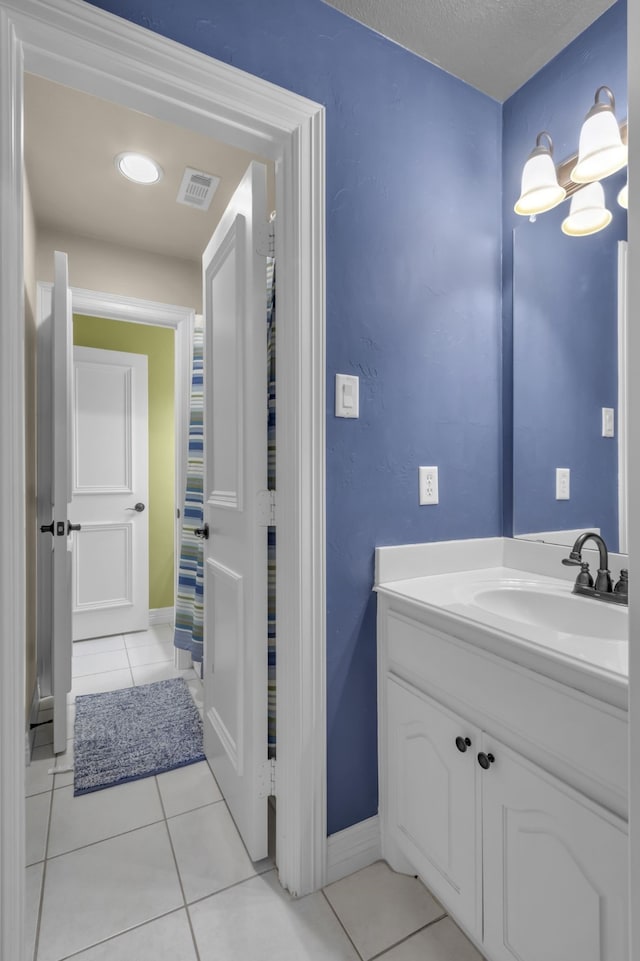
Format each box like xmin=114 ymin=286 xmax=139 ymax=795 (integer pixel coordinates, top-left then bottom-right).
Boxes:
xmin=36 ymin=227 xmax=201 ymax=312
xmin=24 ymin=174 xmax=38 ymax=721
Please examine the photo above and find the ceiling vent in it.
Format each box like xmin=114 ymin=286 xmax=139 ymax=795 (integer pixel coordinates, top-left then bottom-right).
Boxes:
xmin=176 ymin=167 xmax=220 ymax=211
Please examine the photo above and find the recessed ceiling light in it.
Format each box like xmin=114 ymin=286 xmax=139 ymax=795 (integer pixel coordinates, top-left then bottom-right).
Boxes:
xmin=115 ymin=152 xmax=163 ymax=185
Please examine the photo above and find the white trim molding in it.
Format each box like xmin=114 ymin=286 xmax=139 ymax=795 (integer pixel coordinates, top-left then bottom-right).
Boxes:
xmin=0 ymin=1 xmax=326 ymax=956
xmin=326 ymin=816 xmax=382 ymax=885
xmin=149 ymin=606 xmax=175 ymax=626
xmin=617 ymin=241 xmax=628 ymax=554
xmin=0 ymin=10 xmax=26 ymax=961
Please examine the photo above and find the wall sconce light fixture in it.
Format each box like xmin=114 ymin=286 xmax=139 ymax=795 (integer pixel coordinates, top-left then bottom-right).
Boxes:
xmin=515 ymin=85 xmax=627 ymax=235
xmin=570 ymin=87 xmax=627 ymax=184
xmin=514 ymin=132 xmax=566 ymax=216
xmin=618 ymin=182 xmax=628 ymax=209
xmin=561 ymin=182 xmax=612 ymax=237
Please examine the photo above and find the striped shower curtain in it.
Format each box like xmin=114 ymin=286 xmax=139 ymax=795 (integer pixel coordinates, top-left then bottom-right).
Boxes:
xmin=173 ymin=320 xmax=204 ymax=666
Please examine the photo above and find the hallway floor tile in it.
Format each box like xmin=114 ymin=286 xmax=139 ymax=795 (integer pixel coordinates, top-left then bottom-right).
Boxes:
xmin=25 ymin=626 xmax=485 ymax=961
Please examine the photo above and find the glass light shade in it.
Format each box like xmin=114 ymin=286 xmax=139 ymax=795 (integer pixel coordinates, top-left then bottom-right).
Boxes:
xmin=561 ymin=182 xmax=612 ymax=236
xmin=618 ymin=182 xmax=628 ymax=209
xmin=514 ymin=133 xmax=566 ymax=216
xmin=570 ymin=88 xmax=627 ymax=183
xmin=115 ymin=152 xmax=163 ymax=185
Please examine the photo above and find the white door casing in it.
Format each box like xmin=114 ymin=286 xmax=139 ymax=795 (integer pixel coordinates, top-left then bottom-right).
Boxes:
xmin=202 ymin=161 xmax=269 ymax=861
xmin=0 ymin=3 xmax=325 ymax=955
xmin=71 ymin=347 xmax=149 ymax=640
xmin=51 ymin=251 xmax=73 ymax=754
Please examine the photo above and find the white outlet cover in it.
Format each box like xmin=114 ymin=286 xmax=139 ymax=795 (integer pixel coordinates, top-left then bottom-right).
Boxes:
xmin=419 ymin=466 xmax=439 ymax=505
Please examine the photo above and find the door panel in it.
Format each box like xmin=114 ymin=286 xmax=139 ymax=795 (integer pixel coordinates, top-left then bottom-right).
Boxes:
xmin=74 ymin=362 xmax=133 ymax=491
xmin=73 ymin=523 xmax=133 ymax=609
xmin=203 ymin=161 xmax=269 ymax=861
xmin=482 ymin=739 xmax=628 ymax=961
xmin=386 ymin=677 xmax=480 ymax=936
xmin=52 ymin=251 xmax=73 ymax=753
xmin=71 ymin=347 xmax=149 ymax=640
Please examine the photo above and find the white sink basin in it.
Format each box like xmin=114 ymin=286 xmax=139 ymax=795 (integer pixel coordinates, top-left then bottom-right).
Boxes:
xmin=471 ymin=584 xmax=627 ymax=642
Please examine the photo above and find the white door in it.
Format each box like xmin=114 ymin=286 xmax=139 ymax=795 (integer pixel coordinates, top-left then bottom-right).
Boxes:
xmin=386 ymin=677 xmax=480 ymax=937
xmin=482 ymin=739 xmax=628 ymax=961
xmin=71 ymin=347 xmax=149 ymax=640
xmin=51 ymin=251 xmax=73 ymax=754
xmin=202 ymin=161 xmax=269 ymax=861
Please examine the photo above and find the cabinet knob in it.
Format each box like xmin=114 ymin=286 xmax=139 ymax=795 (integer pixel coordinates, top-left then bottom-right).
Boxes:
xmin=477 ymin=752 xmax=495 ymax=770
xmin=455 ymin=736 xmax=472 ymax=753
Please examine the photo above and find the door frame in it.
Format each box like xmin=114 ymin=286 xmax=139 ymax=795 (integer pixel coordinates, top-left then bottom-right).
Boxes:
xmin=0 ymin=0 xmax=326 ymax=955
xmin=36 ymin=283 xmax=194 ymax=686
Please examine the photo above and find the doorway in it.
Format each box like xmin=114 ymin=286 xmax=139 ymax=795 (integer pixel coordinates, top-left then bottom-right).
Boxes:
xmin=0 ymin=2 xmax=326 ymax=957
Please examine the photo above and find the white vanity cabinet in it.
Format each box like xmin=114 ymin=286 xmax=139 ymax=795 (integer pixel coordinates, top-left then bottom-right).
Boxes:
xmin=386 ymin=676 xmax=481 ymax=936
xmin=481 ymin=740 xmax=628 ymax=961
xmin=378 ymin=591 xmax=629 ymax=961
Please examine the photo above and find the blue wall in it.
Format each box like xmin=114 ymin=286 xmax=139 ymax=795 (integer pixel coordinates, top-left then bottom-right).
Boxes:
xmin=84 ymin=0 xmax=503 ymax=835
xmin=502 ymin=0 xmax=627 ymax=542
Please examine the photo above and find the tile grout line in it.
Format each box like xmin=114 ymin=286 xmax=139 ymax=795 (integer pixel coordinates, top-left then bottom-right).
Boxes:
xmin=153 ymin=775 xmax=203 ymax=961
xmin=51 ymin=908 xmax=196 ymax=961
xmin=31 ymin=779 xmax=55 ymax=961
xmin=43 ymin=813 xmax=169 ymax=863
xmin=183 ymin=865 xmax=277 ymax=912
xmin=320 ymin=888 xmax=367 ymax=961
xmin=365 ymin=912 xmax=449 ymax=961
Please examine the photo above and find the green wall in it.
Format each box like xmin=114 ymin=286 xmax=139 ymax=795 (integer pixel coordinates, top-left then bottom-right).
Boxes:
xmin=73 ymin=315 xmax=175 ymax=610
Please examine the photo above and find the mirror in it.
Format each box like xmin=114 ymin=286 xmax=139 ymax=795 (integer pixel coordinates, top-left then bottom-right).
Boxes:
xmin=512 ymin=167 xmax=628 ymax=552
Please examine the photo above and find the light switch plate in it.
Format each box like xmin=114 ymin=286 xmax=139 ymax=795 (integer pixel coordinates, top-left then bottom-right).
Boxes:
xmin=602 ymin=407 xmax=615 ymax=437
xmin=335 ymin=374 xmax=359 ymax=418
xmin=556 ymin=467 xmax=570 ymax=500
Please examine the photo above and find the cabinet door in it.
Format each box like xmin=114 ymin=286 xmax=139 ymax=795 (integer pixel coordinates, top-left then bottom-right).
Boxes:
xmin=482 ymin=738 xmax=628 ymax=961
xmin=386 ymin=677 xmax=480 ymax=935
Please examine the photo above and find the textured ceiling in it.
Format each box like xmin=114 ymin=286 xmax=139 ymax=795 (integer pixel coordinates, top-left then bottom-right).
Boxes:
xmin=323 ymin=0 xmax=617 ymax=101
xmin=24 ymin=74 xmax=274 ymax=264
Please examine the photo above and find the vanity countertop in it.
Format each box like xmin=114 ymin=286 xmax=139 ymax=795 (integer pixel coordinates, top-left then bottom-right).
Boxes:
xmin=376 ymin=564 xmax=628 ymax=710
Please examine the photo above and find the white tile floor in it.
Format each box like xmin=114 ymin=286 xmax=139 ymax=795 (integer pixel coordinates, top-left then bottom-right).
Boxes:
xmin=25 ymin=623 xmax=485 ymax=961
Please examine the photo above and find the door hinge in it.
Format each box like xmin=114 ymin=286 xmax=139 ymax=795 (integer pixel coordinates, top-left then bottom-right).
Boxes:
xmin=258 ymin=758 xmax=277 ymax=798
xmin=256 ymin=489 xmax=276 ymax=526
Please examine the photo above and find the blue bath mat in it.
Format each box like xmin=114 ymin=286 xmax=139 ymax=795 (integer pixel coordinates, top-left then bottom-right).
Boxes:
xmin=74 ymin=677 xmax=205 ymax=796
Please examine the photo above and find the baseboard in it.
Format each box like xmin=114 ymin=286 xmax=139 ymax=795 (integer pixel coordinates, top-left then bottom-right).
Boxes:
xmin=149 ymin=606 xmax=175 ymax=626
xmin=326 ymin=815 xmax=381 ymax=884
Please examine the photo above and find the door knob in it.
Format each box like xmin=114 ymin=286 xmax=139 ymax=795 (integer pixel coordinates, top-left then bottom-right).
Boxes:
xmin=40 ymin=522 xmax=55 ymax=535
xmin=194 ymin=523 xmax=210 ymax=540
xmin=67 ymin=521 xmax=81 ymax=533
xmin=126 ymin=502 xmax=145 ymax=512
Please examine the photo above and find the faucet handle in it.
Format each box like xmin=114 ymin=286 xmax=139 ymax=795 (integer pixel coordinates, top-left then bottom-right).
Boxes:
xmin=575 ymin=562 xmax=594 ymax=588
xmin=614 ymin=569 xmax=629 ymax=596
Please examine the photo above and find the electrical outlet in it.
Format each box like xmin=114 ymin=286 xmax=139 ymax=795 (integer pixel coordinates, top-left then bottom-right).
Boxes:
xmin=556 ymin=467 xmax=570 ymax=500
xmin=419 ymin=466 xmax=439 ymax=505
